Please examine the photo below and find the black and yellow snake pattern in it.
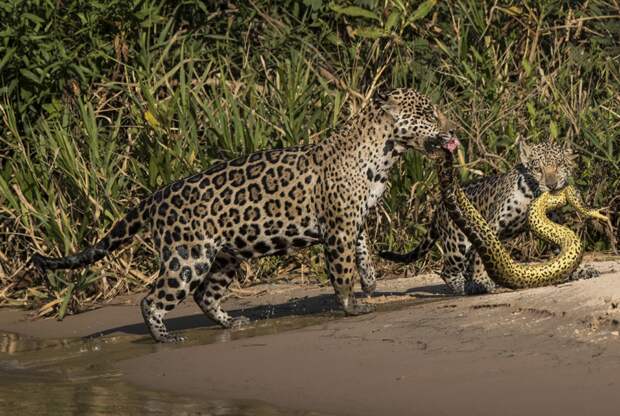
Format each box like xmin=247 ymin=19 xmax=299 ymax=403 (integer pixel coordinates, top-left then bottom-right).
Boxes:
xmin=437 ymin=149 xmax=608 ymax=289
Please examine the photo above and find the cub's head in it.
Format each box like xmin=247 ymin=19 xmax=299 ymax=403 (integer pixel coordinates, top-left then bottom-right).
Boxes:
xmin=519 ymin=140 xmax=577 ymax=192
xmin=379 ymin=88 xmax=459 ymax=155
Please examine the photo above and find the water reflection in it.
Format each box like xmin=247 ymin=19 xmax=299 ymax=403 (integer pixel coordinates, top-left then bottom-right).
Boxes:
xmin=0 ymin=316 xmax=335 ymax=416
xmin=0 ymin=370 xmax=320 ymax=415
xmin=0 ymin=331 xmax=79 ymax=354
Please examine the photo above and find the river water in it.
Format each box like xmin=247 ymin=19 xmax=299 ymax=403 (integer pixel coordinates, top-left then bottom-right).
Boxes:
xmin=0 ymin=315 xmax=335 ymax=416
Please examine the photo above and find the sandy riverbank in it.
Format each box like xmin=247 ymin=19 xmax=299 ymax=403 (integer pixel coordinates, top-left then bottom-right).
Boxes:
xmin=2 ymin=259 xmax=620 ymax=415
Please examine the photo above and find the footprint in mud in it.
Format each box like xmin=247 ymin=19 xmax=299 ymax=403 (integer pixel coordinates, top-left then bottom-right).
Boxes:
xmin=468 ymin=303 xmax=556 ymax=319
xmin=470 ymin=303 xmax=511 ymax=310
xmin=515 ymin=307 xmax=556 ymax=318
xmin=583 ymin=313 xmax=620 ymax=331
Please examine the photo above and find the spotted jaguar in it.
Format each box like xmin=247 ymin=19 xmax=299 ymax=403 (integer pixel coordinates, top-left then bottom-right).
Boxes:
xmin=32 ymin=88 xmax=459 ymax=342
xmin=379 ymin=140 xmax=592 ymax=294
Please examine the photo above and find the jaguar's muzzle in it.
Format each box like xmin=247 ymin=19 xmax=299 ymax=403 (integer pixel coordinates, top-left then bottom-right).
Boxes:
xmin=425 ymin=133 xmax=460 ymax=154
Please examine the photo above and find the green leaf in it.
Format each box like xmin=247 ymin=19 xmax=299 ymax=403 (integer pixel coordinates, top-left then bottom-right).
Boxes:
xmin=385 ymin=10 xmax=401 ymax=31
xmin=527 ymin=102 xmax=536 ymax=118
xmin=355 ymin=27 xmax=387 ymax=39
xmin=57 ymin=282 xmax=75 ymax=320
xmin=408 ymin=0 xmax=437 ymax=22
xmin=304 ymin=0 xmax=323 ymax=11
xmin=22 ymin=13 xmax=44 ymax=25
xmin=20 ymin=68 xmax=40 ymax=84
xmin=522 ymin=59 xmax=533 ymax=77
xmin=0 ymin=47 xmax=15 ymax=71
xmin=434 ymin=39 xmax=451 ymax=56
xmin=326 ymin=32 xmax=343 ymax=46
xmin=550 ymin=121 xmax=559 ymax=139
xmin=329 ymin=3 xmax=380 ymax=21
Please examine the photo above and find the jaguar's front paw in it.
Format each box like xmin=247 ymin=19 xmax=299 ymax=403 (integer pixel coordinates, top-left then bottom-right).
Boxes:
xmin=362 ymin=279 xmax=377 ymax=295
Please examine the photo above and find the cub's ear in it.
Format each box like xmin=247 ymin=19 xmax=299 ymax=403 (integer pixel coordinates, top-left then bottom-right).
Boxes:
xmin=519 ymin=141 xmax=534 ymax=164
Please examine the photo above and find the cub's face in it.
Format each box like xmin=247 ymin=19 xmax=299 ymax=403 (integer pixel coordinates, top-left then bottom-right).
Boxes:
xmin=520 ymin=141 xmax=576 ymax=193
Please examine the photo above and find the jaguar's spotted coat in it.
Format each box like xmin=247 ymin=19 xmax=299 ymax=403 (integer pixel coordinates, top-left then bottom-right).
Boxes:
xmin=32 ymin=88 xmax=458 ymax=342
xmin=379 ymin=141 xmax=589 ymax=295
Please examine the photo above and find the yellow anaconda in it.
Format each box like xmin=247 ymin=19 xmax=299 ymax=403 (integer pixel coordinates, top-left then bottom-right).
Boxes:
xmin=436 ymin=148 xmax=608 ymax=289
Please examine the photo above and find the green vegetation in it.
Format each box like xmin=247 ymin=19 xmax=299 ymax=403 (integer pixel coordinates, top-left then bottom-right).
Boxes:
xmin=1 ymin=0 xmax=618 ymax=317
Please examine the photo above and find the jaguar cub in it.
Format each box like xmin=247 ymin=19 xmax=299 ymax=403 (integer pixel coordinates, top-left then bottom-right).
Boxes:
xmin=33 ymin=88 xmax=459 ymax=342
xmin=380 ymin=140 xmax=588 ymax=295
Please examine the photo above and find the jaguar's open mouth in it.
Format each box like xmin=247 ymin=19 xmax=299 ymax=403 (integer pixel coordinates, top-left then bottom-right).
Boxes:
xmin=441 ymin=137 xmax=460 ymax=153
xmin=424 ymin=134 xmax=460 ymax=155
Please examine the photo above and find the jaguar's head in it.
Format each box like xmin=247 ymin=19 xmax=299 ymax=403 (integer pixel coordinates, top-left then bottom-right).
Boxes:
xmin=379 ymin=88 xmax=459 ymax=155
xmin=520 ymin=140 xmax=577 ymax=193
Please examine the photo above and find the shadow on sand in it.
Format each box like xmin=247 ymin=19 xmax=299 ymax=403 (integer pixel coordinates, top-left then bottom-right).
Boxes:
xmin=86 ymin=280 xmax=451 ymax=339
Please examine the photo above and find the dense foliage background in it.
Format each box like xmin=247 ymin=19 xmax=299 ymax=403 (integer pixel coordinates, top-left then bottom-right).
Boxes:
xmin=1 ymin=0 xmax=618 ymax=317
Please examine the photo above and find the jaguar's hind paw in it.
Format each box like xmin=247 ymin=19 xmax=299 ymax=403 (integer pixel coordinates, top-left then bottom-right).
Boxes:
xmin=343 ymin=302 xmax=376 ymax=316
xmin=568 ymin=265 xmax=600 ymax=281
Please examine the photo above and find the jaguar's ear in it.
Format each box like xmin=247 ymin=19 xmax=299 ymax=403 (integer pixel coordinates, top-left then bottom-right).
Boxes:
xmin=435 ymin=109 xmax=446 ymax=130
xmin=374 ymin=89 xmax=388 ymax=104
xmin=380 ymin=95 xmax=399 ymax=119
xmin=435 ymin=109 xmax=457 ymax=132
xmin=519 ymin=141 xmax=534 ymax=164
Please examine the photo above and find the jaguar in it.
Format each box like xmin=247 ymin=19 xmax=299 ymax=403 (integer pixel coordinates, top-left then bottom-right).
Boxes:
xmin=379 ymin=141 xmax=595 ymax=294
xmin=432 ymin=141 xmax=607 ymax=289
xmin=32 ymin=88 xmax=459 ymax=342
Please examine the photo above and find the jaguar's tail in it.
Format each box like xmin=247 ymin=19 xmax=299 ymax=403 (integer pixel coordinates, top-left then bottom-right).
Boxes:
xmin=32 ymin=201 xmax=149 ymax=272
xmin=379 ymin=223 xmax=438 ymax=264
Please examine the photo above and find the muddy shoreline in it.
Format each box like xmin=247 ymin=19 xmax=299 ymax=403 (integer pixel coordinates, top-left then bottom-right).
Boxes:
xmin=2 ymin=260 xmax=620 ymax=415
